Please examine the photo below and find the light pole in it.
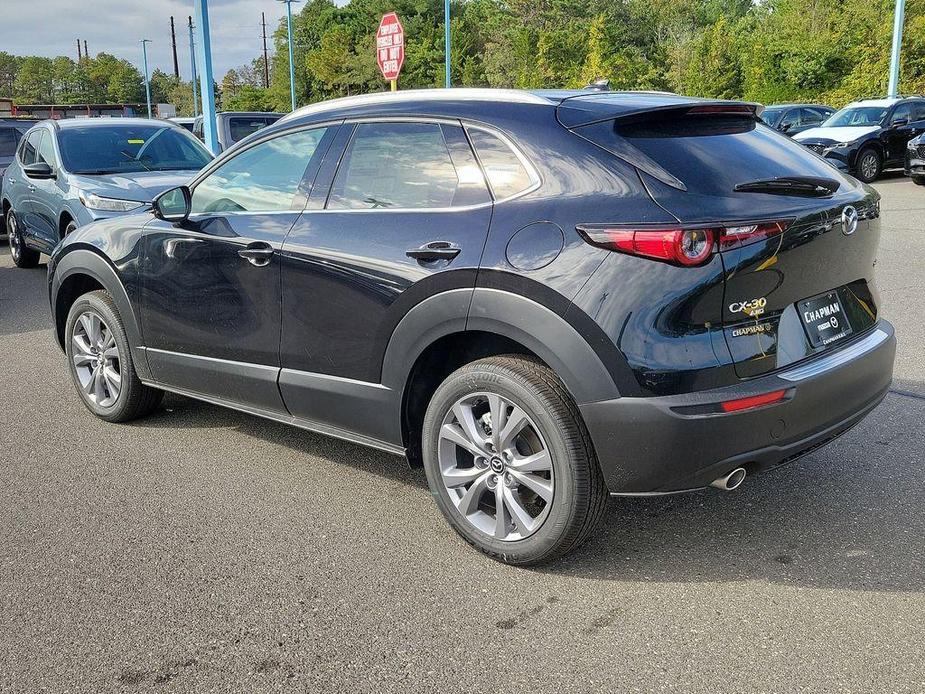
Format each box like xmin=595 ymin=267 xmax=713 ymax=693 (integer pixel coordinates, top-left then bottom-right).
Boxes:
xmin=188 ymin=16 xmax=199 ymax=118
xmin=888 ymin=0 xmax=906 ymax=97
xmin=193 ymin=0 xmax=219 ymax=154
xmin=279 ymin=0 xmax=300 ymax=111
xmin=141 ymin=39 xmax=153 ymax=118
xmin=444 ymin=0 xmax=451 ymax=88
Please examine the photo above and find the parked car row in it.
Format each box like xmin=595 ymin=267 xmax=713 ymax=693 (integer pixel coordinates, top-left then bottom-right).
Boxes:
xmin=762 ymin=95 xmax=925 ymax=183
xmin=14 ymin=88 xmax=894 ymax=565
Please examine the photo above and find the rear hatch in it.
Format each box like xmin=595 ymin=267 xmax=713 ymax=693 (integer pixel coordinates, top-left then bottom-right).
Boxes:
xmin=561 ymin=96 xmax=882 ymax=378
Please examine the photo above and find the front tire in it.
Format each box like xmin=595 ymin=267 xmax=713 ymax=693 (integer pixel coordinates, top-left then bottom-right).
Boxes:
xmin=855 ymin=147 xmax=882 ymax=183
xmin=422 ymin=355 xmax=607 ymax=565
xmin=6 ymin=210 xmax=40 ymax=268
xmin=912 ymin=175 xmax=925 ymax=186
xmin=65 ymin=290 xmax=163 ymax=422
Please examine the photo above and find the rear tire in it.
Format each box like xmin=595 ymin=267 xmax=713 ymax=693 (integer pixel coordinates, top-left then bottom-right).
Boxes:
xmin=912 ymin=175 xmax=925 ymax=186
xmin=7 ymin=210 xmax=40 ymax=268
xmin=422 ymin=355 xmax=607 ymax=565
xmin=855 ymin=147 xmax=882 ymax=183
xmin=65 ymin=290 xmax=163 ymax=423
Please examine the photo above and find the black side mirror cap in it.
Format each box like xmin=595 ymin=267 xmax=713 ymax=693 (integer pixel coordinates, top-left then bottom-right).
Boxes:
xmin=23 ymin=162 xmax=55 ymax=180
xmin=893 ymin=118 xmax=909 ymax=127
xmin=153 ymin=185 xmax=192 ymax=224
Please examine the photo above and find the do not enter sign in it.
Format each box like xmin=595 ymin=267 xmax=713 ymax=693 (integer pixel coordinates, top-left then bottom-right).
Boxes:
xmin=376 ymin=12 xmax=405 ymax=83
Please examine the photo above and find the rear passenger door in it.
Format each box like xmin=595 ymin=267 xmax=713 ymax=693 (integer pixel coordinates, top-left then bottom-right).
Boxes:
xmin=278 ymin=120 xmax=493 ymax=421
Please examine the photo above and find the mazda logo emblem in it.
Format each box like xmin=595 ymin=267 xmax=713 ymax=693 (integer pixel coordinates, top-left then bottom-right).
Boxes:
xmin=841 ymin=206 xmax=859 ymax=235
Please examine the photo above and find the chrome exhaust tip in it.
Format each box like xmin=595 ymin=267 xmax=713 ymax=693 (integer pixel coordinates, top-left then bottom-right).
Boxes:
xmin=710 ymin=467 xmax=747 ymax=491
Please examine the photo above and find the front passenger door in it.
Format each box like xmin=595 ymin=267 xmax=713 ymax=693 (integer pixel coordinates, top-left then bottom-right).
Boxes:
xmin=141 ymin=125 xmax=335 ymax=412
xmin=885 ymin=102 xmax=918 ymax=164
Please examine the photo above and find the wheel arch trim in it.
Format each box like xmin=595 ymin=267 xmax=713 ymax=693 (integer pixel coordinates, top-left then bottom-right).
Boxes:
xmin=51 ymin=247 xmax=152 ymax=380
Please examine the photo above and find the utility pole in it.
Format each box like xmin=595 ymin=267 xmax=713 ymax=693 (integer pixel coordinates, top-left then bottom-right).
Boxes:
xmin=261 ymin=12 xmax=270 ymax=88
xmin=170 ymin=17 xmax=180 ymax=79
xmin=278 ymin=0 xmax=300 ymax=111
xmin=141 ymin=39 xmax=153 ymax=118
xmin=188 ymin=16 xmax=199 ymax=118
xmin=84 ymin=40 xmax=89 ymax=59
xmin=888 ymin=0 xmax=906 ymax=97
xmin=444 ymin=0 xmax=451 ymax=88
xmin=193 ymin=0 xmax=219 ymax=153
xmin=77 ymin=39 xmax=82 ymax=62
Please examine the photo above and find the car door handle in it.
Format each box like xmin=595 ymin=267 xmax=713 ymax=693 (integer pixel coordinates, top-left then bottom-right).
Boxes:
xmin=406 ymin=241 xmax=461 ymax=262
xmin=238 ymin=241 xmax=274 ymax=267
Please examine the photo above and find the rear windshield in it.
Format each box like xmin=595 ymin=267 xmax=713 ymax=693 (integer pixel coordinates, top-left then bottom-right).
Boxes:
xmin=0 ymin=127 xmax=25 ymax=157
xmin=229 ymin=116 xmax=280 ymax=143
xmin=596 ymin=115 xmax=841 ymax=196
xmin=58 ymin=124 xmax=212 ymax=174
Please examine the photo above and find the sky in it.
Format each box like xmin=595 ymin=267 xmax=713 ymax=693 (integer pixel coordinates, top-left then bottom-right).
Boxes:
xmin=0 ymin=0 xmax=298 ymax=78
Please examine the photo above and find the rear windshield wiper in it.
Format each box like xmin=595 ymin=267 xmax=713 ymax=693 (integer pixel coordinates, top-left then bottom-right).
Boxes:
xmin=734 ymin=176 xmax=840 ymax=197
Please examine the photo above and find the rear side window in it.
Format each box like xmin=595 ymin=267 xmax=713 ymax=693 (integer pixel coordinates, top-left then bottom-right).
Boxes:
xmin=191 ymin=127 xmax=327 ymax=214
xmin=913 ymin=102 xmax=925 ymax=121
xmin=594 ymin=115 xmax=845 ymax=197
xmin=20 ymin=130 xmax=42 ymax=165
xmin=327 ymin=122 xmax=489 ymax=210
xmin=467 ymin=128 xmax=537 ymax=199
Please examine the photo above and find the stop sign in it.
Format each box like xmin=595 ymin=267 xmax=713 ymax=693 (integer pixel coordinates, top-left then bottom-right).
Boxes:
xmin=376 ymin=12 xmax=405 ymax=82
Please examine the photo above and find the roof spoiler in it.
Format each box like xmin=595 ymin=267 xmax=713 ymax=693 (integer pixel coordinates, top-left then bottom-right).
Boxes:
xmin=557 ymin=96 xmax=764 ymax=191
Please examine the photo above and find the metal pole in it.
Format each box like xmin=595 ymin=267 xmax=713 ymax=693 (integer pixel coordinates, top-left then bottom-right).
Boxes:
xmin=279 ymin=0 xmax=299 ymax=111
xmin=888 ymin=0 xmax=906 ymax=97
xmin=262 ymin=12 xmax=270 ymax=89
xmin=188 ymin=16 xmax=199 ymax=119
xmin=193 ymin=0 xmax=219 ymax=153
xmin=141 ymin=39 xmax=153 ymax=118
xmin=170 ymin=17 xmax=180 ymax=79
xmin=444 ymin=0 xmax=451 ymax=88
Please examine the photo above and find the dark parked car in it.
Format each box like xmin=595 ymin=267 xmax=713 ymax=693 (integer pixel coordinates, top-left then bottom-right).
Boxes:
xmin=2 ymin=118 xmax=212 ymax=268
xmin=48 ymin=89 xmax=895 ymax=564
xmin=904 ymin=131 xmax=925 ymax=185
xmin=193 ymin=111 xmax=283 ymax=152
xmin=0 ymin=118 xmax=32 ymax=234
xmin=760 ymin=103 xmax=834 ymax=136
xmin=794 ymin=96 xmax=925 ymax=182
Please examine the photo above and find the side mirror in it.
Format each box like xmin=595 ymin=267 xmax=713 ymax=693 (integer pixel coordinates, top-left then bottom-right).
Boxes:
xmin=23 ymin=162 xmax=55 ymax=179
xmin=893 ymin=117 xmax=909 ymax=128
xmin=779 ymin=122 xmax=792 ymax=132
xmin=153 ymin=185 xmax=192 ymax=224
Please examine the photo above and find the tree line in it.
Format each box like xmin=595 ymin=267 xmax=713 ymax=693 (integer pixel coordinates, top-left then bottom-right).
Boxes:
xmin=3 ymin=0 xmax=925 ymax=116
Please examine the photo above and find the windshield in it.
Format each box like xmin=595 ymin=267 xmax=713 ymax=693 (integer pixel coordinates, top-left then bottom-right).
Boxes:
xmin=58 ymin=123 xmax=212 ymax=174
xmin=822 ymin=107 xmax=888 ymax=128
xmin=760 ymin=108 xmax=784 ymax=127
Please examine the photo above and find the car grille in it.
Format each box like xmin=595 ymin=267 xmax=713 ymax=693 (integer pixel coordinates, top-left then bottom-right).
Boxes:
xmin=916 ymin=144 xmax=925 ymax=159
xmin=806 ymin=144 xmax=827 ymax=155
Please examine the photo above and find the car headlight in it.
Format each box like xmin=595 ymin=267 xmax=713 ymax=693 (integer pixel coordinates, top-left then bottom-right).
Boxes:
xmin=909 ymin=140 xmax=919 ymax=150
xmin=826 ymin=141 xmax=855 ymax=150
xmin=77 ymin=191 xmax=144 ymax=212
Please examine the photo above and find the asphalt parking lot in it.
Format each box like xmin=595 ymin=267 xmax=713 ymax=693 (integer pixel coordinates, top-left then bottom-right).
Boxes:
xmin=1 ymin=174 xmax=924 ymax=693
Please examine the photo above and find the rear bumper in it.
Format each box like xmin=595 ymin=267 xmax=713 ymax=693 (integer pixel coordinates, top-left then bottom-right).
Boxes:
xmin=580 ymin=322 xmax=896 ymax=494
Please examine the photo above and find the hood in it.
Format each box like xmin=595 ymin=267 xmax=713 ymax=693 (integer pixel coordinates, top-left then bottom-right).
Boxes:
xmin=794 ymin=125 xmax=880 ymax=144
xmin=68 ymin=170 xmax=196 ymax=203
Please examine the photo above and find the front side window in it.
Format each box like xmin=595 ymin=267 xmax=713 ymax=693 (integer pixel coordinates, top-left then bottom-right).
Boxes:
xmin=57 ymin=124 xmax=211 ymax=174
xmin=20 ymin=130 xmax=42 ymax=165
xmin=467 ymin=128 xmax=537 ymax=200
xmin=37 ymin=130 xmax=57 ymax=167
xmin=191 ymin=127 xmax=327 ymax=214
xmin=891 ymin=103 xmax=914 ymax=124
xmin=328 ymin=122 xmax=488 ymax=210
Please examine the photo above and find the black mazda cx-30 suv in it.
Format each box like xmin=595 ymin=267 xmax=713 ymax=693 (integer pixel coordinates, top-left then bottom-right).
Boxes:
xmin=48 ymin=89 xmax=895 ymax=564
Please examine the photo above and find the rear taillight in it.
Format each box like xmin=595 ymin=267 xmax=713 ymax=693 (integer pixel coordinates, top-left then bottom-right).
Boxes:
xmin=577 ymin=220 xmax=790 ymax=266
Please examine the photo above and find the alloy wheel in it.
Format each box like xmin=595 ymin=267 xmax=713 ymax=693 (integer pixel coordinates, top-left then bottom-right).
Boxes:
xmin=8 ymin=213 xmax=20 ymax=262
xmin=437 ymin=392 xmax=554 ymax=541
xmin=860 ymin=152 xmax=878 ymax=181
xmin=71 ymin=311 xmax=122 ymax=407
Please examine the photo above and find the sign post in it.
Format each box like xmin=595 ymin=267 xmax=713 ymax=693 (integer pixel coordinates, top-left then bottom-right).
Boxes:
xmin=376 ymin=13 xmax=404 ymax=91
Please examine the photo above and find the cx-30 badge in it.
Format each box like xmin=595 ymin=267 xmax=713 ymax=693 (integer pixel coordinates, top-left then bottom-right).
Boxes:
xmin=842 ymin=206 xmax=859 ymax=235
